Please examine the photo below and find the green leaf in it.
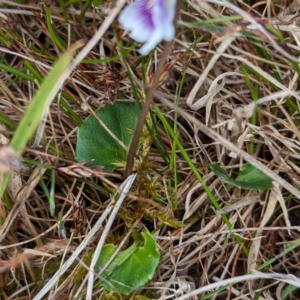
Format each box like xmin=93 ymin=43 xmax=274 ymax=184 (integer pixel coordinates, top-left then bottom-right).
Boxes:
xmin=235 ymin=163 xmax=273 ymax=188
xmin=97 ymin=244 xmax=117 ymax=266
xmin=281 ymin=284 xmax=299 ymax=300
xmin=211 ymin=162 xmax=273 ymax=190
xmin=76 ymin=102 xmax=140 ymax=172
xmin=211 ymin=163 xmax=237 ymax=186
xmin=96 ymin=231 xmax=160 ymax=295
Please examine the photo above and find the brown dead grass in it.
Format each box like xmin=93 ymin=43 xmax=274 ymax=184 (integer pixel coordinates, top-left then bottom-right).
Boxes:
xmin=0 ymin=0 xmax=300 ymax=299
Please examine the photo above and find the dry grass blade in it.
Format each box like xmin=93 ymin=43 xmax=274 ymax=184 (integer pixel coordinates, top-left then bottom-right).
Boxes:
xmin=187 ymin=36 xmax=236 ymax=110
xmin=86 ymin=174 xmax=136 ymax=299
xmin=0 ymin=167 xmax=46 ymax=243
xmin=175 ymin=272 xmax=300 ymax=300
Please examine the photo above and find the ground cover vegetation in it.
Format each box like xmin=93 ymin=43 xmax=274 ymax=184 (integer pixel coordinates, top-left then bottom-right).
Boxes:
xmin=0 ymin=0 xmax=300 ymax=299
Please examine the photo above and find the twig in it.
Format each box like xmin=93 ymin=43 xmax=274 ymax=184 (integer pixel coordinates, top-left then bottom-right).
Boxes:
xmin=125 ymin=0 xmax=183 ymax=177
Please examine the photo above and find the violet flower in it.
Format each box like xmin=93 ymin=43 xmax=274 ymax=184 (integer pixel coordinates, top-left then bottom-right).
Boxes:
xmin=118 ymin=0 xmax=176 ymax=55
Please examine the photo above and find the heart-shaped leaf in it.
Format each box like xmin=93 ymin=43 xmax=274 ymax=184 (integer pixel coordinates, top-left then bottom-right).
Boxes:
xmin=76 ymin=102 xmax=140 ymax=172
xmin=96 ymin=231 xmax=160 ymax=295
xmin=211 ymin=162 xmax=272 ymax=190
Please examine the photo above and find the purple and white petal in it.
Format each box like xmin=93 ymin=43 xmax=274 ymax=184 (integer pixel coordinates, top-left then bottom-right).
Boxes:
xmin=119 ymin=0 xmax=155 ymax=43
xmin=162 ymin=0 xmax=177 ymax=40
xmin=151 ymin=0 xmax=176 ymax=43
xmin=139 ymin=25 xmax=165 ymax=55
xmin=119 ymin=0 xmax=176 ymax=55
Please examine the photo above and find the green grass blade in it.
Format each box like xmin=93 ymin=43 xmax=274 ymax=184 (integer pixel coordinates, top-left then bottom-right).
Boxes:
xmin=45 ymin=7 xmax=67 ymax=52
xmin=154 ymin=105 xmax=248 ymax=255
xmin=10 ymin=43 xmax=81 ymax=155
xmin=0 ymin=43 xmax=82 ymax=197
